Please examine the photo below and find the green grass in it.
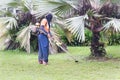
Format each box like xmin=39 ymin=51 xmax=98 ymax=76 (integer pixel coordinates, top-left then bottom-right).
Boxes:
xmin=0 ymin=46 xmax=120 ymax=80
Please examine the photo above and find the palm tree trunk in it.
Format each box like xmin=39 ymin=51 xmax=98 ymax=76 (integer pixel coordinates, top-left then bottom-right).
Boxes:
xmin=90 ymin=31 xmax=106 ymax=57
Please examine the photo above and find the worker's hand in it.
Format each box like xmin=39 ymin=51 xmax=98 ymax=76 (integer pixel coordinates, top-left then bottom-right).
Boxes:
xmin=29 ymin=25 xmax=37 ymax=33
xmin=47 ymin=34 xmax=51 ymax=38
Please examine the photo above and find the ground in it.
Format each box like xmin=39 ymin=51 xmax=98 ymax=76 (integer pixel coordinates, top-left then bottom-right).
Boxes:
xmin=0 ymin=46 xmax=120 ymax=80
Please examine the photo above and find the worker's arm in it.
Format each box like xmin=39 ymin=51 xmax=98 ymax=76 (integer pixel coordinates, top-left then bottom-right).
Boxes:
xmin=41 ymin=19 xmax=51 ymax=38
xmin=41 ymin=18 xmax=47 ymax=27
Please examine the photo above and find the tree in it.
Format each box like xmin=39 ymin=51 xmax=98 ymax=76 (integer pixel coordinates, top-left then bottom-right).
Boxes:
xmin=0 ymin=0 xmax=35 ymax=52
xmin=35 ymin=0 xmax=120 ymax=57
xmin=0 ymin=0 xmax=66 ymax=53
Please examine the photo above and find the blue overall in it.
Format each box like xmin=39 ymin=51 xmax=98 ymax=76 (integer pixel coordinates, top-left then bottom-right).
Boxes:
xmin=37 ymin=26 xmax=49 ymax=62
xmin=37 ymin=13 xmax=52 ymax=63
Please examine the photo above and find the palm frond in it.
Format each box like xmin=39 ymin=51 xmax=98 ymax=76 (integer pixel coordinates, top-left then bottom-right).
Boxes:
xmin=0 ymin=17 xmax=18 ymax=29
xmin=89 ymin=0 xmax=101 ymax=10
xmin=99 ymin=0 xmax=119 ymax=18
xmin=0 ymin=35 xmax=9 ymax=50
xmin=7 ymin=0 xmax=29 ymax=12
xmin=53 ymin=0 xmax=76 ymax=17
xmin=103 ymin=19 xmax=120 ymax=32
xmin=65 ymin=15 xmax=88 ymax=42
xmin=16 ymin=26 xmax=31 ymax=53
xmin=53 ymin=17 xmax=73 ymax=42
xmin=24 ymin=0 xmax=33 ymax=12
xmin=0 ymin=22 xmax=10 ymax=50
xmin=0 ymin=29 xmax=9 ymax=39
xmin=34 ymin=0 xmax=76 ymax=18
xmin=49 ymin=28 xmax=60 ymax=54
xmin=50 ymin=27 xmax=67 ymax=54
xmin=7 ymin=1 xmax=21 ymax=7
xmin=64 ymin=29 xmax=73 ymax=42
xmin=0 ymin=21 xmax=9 ymax=39
xmin=34 ymin=0 xmax=61 ymax=17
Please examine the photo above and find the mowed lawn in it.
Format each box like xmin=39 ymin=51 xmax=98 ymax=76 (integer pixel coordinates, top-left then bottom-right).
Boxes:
xmin=0 ymin=46 xmax=120 ymax=80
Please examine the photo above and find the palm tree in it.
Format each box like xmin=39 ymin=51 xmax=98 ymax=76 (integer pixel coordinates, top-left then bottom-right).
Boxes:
xmin=0 ymin=0 xmax=34 ymax=52
xmin=35 ymin=0 xmax=120 ymax=57
xmin=0 ymin=0 xmax=66 ymax=53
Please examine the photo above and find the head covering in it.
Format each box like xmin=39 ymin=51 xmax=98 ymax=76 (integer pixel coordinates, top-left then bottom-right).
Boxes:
xmin=46 ymin=13 xmax=53 ymax=27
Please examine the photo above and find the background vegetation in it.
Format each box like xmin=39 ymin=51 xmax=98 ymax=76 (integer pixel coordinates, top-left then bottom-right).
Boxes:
xmin=0 ymin=0 xmax=120 ymax=57
xmin=58 ymin=28 xmax=120 ymax=46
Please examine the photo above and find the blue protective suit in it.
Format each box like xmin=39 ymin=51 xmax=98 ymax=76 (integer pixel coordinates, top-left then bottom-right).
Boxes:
xmin=37 ymin=26 xmax=49 ymax=62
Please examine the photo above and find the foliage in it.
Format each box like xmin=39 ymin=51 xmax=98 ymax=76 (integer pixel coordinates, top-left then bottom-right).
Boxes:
xmin=0 ymin=0 xmax=67 ymax=53
xmin=61 ymin=30 xmax=120 ymax=46
xmin=103 ymin=32 xmax=120 ymax=45
xmin=109 ymin=33 xmax=120 ymax=45
xmin=1 ymin=0 xmax=120 ymax=56
xmin=62 ymin=29 xmax=92 ymax=46
xmin=16 ymin=26 xmax=31 ymax=53
xmin=35 ymin=0 xmax=120 ymax=57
